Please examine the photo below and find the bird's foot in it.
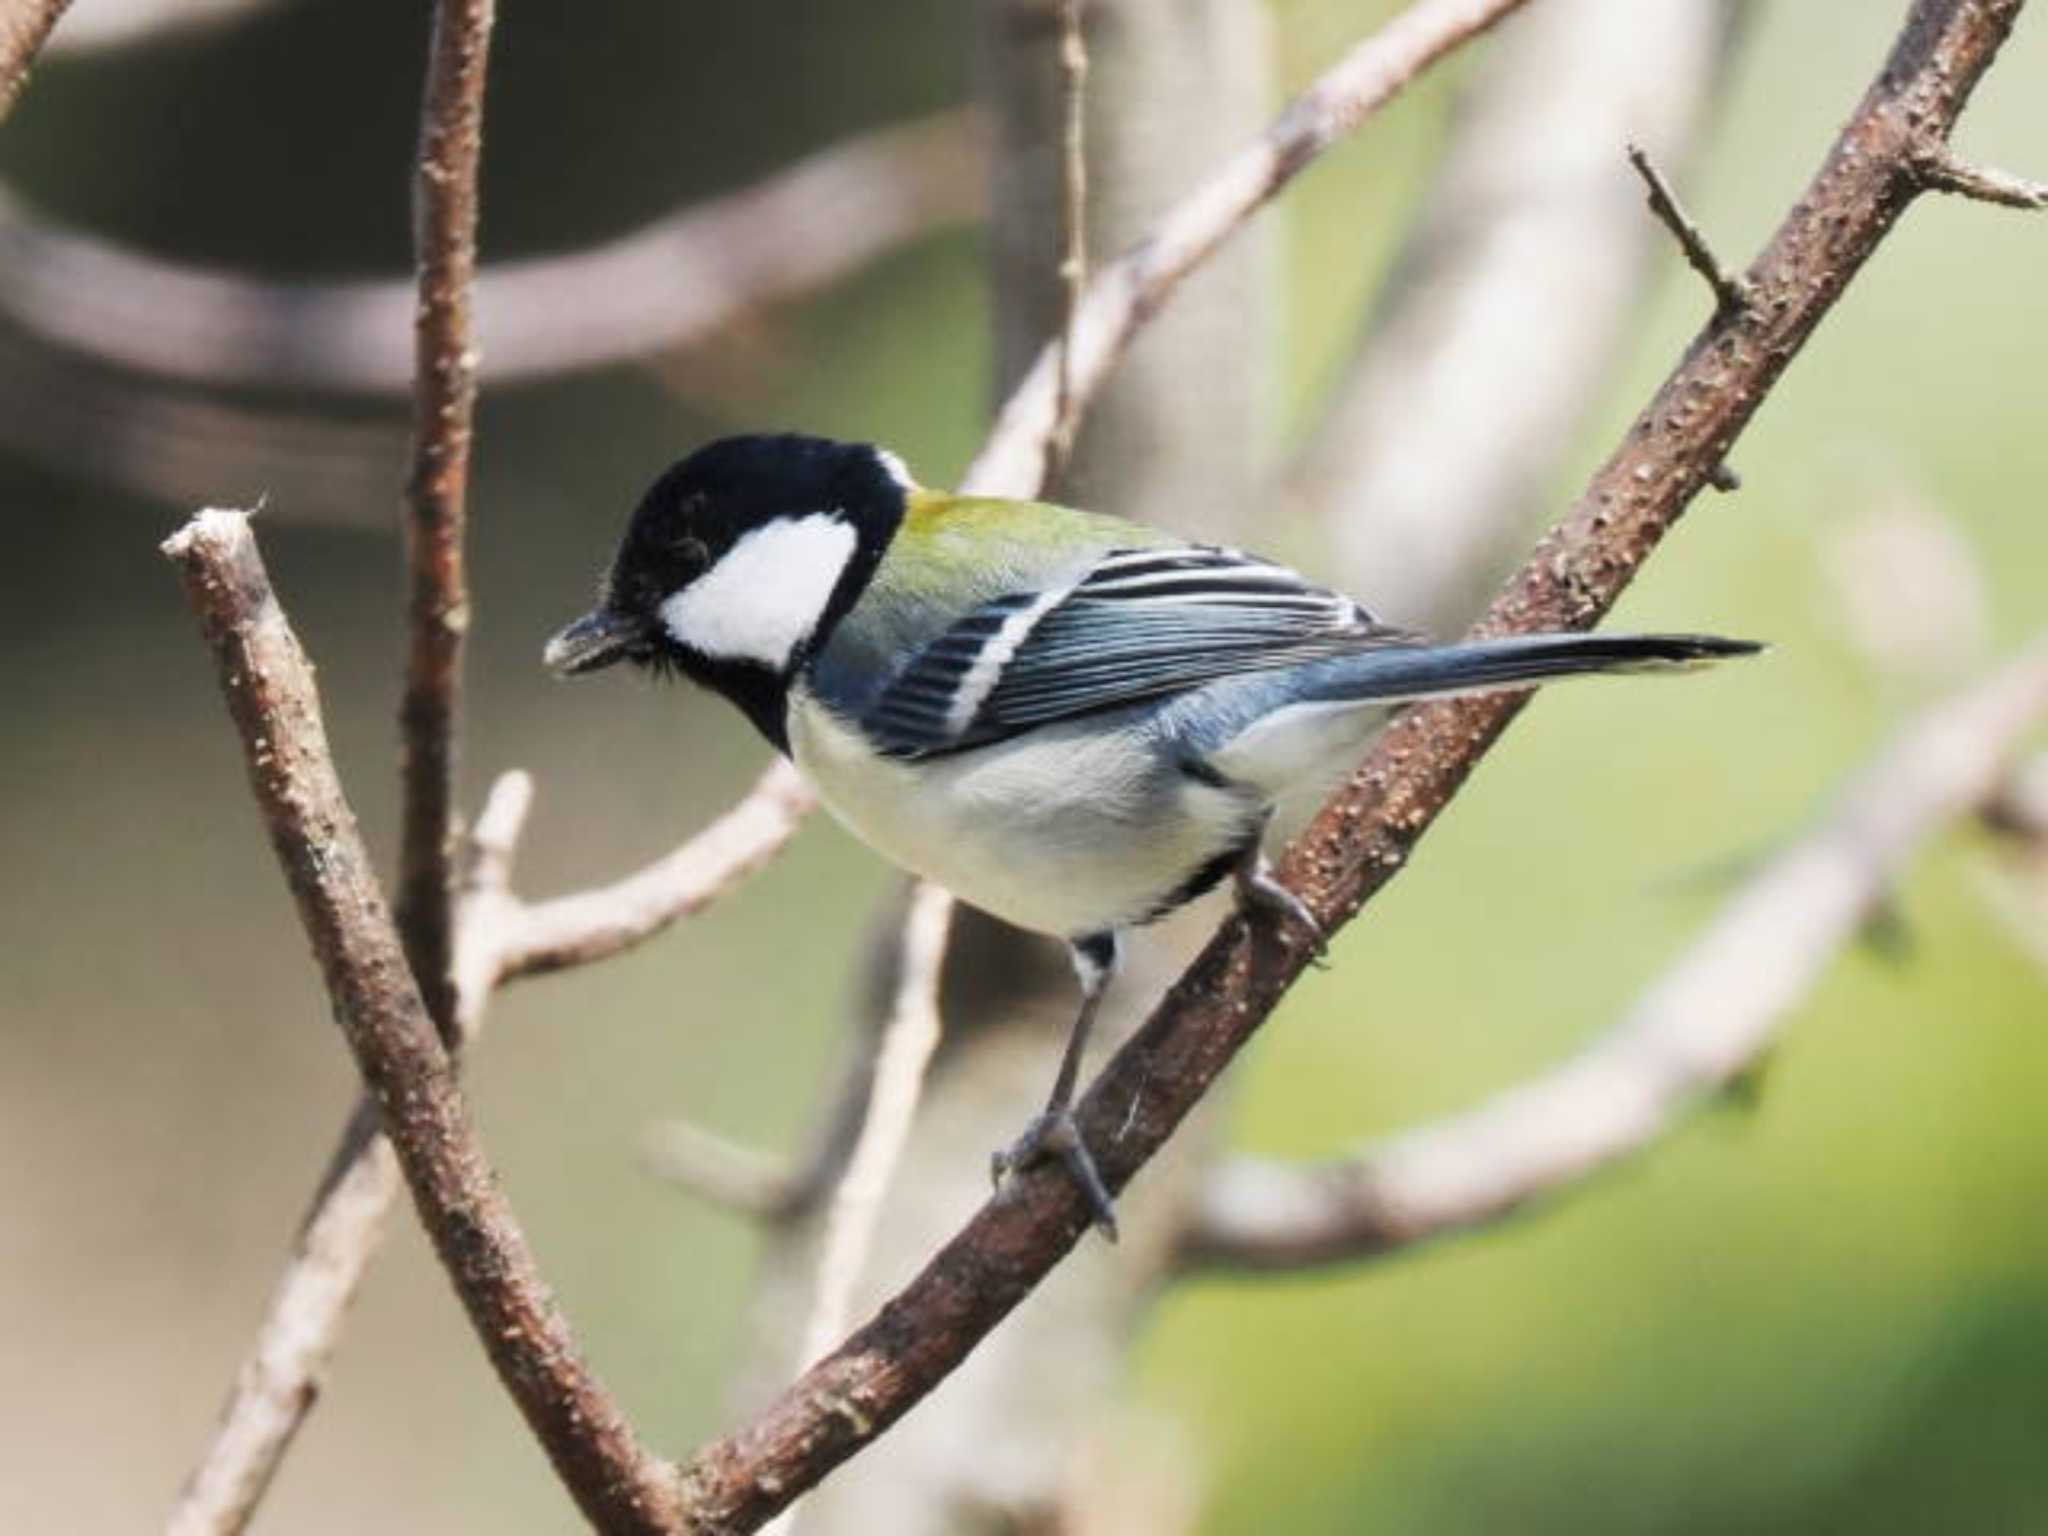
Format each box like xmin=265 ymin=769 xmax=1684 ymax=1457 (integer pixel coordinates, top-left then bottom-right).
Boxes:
xmin=1234 ymin=859 xmax=1329 ymax=968
xmin=991 ymin=1107 xmax=1119 ymax=1242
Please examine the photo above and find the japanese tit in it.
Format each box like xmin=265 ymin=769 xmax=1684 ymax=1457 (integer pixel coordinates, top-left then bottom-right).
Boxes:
xmin=546 ymin=433 xmax=1758 ymax=1234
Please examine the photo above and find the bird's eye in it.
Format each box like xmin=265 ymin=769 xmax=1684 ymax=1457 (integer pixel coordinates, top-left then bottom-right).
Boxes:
xmin=675 ymin=535 xmax=711 ymax=571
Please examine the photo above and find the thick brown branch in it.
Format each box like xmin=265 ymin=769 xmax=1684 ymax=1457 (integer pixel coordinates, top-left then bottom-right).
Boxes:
xmin=0 ymin=0 xmax=71 ymax=120
xmin=1182 ymin=639 xmax=2048 ymax=1270
xmin=669 ymin=1 xmax=2030 ymax=1524
xmin=163 ymin=510 xmax=682 ymax=1533
xmin=963 ymin=0 xmax=1537 ymax=498
xmin=397 ymin=0 xmax=495 ymax=1037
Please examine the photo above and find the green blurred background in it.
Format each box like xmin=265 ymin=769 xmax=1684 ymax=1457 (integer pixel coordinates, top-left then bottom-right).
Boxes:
xmin=2 ymin=1 xmax=2044 ymax=1530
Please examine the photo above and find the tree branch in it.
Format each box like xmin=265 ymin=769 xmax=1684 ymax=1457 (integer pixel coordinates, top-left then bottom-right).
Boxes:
xmin=0 ymin=0 xmax=71 ymax=121
xmin=668 ymin=1 xmax=2033 ymax=1524
xmin=1180 ymin=637 xmax=2048 ymax=1270
xmin=962 ymin=0 xmax=1537 ymax=498
xmin=763 ymin=882 xmax=955 ymax=1534
xmin=1046 ymin=0 xmax=1089 ymax=479
xmin=1910 ymin=141 xmax=2048 ymax=206
xmin=163 ymin=510 xmax=681 ymax=1533
xmin=498 ymin=761 xmax=815 ymax=978
xmin=168 ymin=762 xmax=810 ymax=1534
xmin=396 ymin=0 xmax=494 ymax=1037
xmin=1626 ymin=138 xmax=1751 ymax=316
xmin=0 ymin=111 xmax=980 ymax=395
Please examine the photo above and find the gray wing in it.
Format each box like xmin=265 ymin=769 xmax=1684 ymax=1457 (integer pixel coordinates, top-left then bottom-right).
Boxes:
xmin=859 ymin=545 xmax=1417 ymax=757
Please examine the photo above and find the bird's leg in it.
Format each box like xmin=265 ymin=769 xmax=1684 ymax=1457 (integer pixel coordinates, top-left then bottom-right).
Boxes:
xmin=1233 ymin=810 xmax=1328 ymax=963
xmin=991 ymin=930 xmax=1121 ymax=1239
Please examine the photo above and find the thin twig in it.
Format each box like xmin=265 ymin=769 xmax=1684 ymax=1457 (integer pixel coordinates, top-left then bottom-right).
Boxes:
xmin=396 ymin=0 xmax=494 ymax=1037
xmin=1911 ymin=142 xmax=2048 ymax=207
xmin=164 ymin=1125 xmax=401 ymax=1536
xmin=789 ymin=883 xmax=954 ymax=1373
xmin=0 ymin=0 xmax=71 ymax=121
xmin=1180 ymin=639 xmax=2048 ymax=1269
xmin=642 ymin=896 xmax=896 ymax=1224
xmin=768 ymin=881 xmax=953 ymax=1536
xmin=500 ymin=760 xmax=816 ymax=977
xmin=163 ymin=510 xmax=682 ymax=1533
xmin=1047 ymin=0 xmax=1089 ymax=480
xmin=963 ymin=0 xmax=1539 ymax=499
xmin=669 ymin=2 xmax=2033 ymax=1523
xmin=0 ymin=111 xmax=981 ymax=394
xmin=643 ymin=1120 xmax=815 ymax=1219
xmin=1626 ymin=139 xmax=1750 ymax=316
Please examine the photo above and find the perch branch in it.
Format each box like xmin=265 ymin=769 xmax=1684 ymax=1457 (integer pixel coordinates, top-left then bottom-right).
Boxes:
xmin=396 ymin=0 xmax=495 ymax=1037
xmin=0 ymin=0 xmax=70 ymax=120
xmin=163 ymin=510 xmax=681 ymax=1532
xmin=1626 ymin=139 xmax=1751 ymax=315
xmin=1181 ymin=638 xmax=2048 ymax=1269
xmin=666 ymin=2 xmax=2033 ymax=1525
xmin=962 ymin=0 xmax=1537 ymax=498
xmin=0 ymin=111 xmax=980 ymax=394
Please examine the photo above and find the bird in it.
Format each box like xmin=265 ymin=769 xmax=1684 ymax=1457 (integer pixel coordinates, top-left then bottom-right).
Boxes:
xmin=545 ymin=432 xmax=1759 ymax=1236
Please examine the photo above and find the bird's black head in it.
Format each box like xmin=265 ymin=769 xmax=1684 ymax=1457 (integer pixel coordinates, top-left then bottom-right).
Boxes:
xmin=544 ymin=433 xmax=913 ymax=750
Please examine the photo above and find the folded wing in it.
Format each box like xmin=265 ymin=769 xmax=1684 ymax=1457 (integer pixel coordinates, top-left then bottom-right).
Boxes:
xmin=860 ymin=545 xmax=1416 ymax=757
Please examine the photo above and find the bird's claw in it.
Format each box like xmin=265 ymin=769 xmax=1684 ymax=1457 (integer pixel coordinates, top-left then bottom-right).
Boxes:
xmin=991 ymin=1107 xmax=1119 ymax=1241
xmin=1235 ymin=864 xmax=1330 ymax=968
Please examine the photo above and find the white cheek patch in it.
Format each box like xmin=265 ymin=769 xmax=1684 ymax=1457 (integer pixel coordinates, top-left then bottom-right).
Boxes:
xmin=659 ymin=513 xmax=858 ymax=670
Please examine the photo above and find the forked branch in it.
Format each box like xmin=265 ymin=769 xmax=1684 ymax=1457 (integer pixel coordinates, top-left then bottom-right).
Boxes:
xmin=164 ymin=511 xmax=682 ymax=1533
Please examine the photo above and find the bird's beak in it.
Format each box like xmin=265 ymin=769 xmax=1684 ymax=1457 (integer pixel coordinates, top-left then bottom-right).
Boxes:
xmin=544 ymin=608 xmax=647 ymax=677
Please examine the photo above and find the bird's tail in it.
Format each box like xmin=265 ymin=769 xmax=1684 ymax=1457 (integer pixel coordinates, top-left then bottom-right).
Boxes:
xmin=1306 ymin=631 xmax=1763 ymax=705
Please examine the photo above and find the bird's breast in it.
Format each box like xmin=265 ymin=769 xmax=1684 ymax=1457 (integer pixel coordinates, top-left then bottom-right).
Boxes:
xmin=785 ymin=686 xmax=1257 ymax=938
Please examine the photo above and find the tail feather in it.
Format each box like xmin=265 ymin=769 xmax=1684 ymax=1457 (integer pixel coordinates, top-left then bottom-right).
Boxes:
xmin=1308 ymin=632 xmax=1764 ymax=705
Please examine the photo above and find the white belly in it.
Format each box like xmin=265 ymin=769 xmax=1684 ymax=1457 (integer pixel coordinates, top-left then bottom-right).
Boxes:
xmin=787 ymin=687 xmax=1254 ymax=938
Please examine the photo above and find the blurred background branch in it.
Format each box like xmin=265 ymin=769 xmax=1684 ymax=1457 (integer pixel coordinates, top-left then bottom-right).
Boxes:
xmin=0 ymin=111 xmax=981 ymax=395
xmin=1288 ymin=0 xmax=1745 ymax=633
xmin=1181 ymin=635 xmax=2048 ymax=1269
